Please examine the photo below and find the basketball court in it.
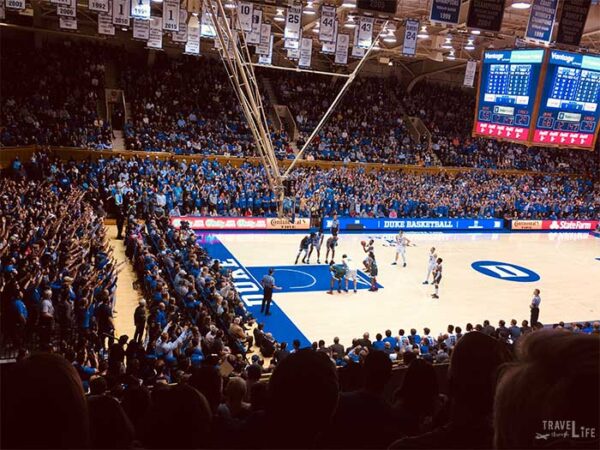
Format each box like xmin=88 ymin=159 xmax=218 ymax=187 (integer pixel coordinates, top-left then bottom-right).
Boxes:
xmin=201 ymin=231 xmax=600 ymax=347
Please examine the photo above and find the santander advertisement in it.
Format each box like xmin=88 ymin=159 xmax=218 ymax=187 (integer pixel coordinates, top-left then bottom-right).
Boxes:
xmin=511 ymin=220 xmax=599 ymax=231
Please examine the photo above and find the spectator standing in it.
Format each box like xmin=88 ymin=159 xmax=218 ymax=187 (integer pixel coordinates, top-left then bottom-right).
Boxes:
xmin=530 ymin=289 xmax=541 ymax=325
xmin=133 ymin=299 xmax=147 ymax=343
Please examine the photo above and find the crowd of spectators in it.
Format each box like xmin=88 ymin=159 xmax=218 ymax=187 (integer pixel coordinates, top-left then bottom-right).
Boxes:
xmin=0 ymin=40 xmax=113 ymax=149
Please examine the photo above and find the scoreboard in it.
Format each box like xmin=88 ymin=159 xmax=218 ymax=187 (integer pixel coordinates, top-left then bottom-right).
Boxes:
xmin=532 ymin=50 xmax=600 ymax=149
xmin=473 ymin=49 xmax=545 ymax=143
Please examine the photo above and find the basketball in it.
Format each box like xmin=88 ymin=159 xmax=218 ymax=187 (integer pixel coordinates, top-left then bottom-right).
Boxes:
xmin=361 ymin=241 xmax=366 ymax=246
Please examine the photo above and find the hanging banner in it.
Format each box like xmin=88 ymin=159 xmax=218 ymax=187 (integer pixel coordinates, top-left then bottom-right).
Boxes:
xmin=89 ymin=0 xmax=109 ymax=13
xmin=133 ymin=18 xmax=150 ymax=39
xmin=51 ymin=0 xmax=71 ymax=5
xmin=352 ymin=26 xmax=365 ymax=58
xmin=57 ymin=0 xmax=76 ymax=17
xmin=299 ymin=37 xmax=312 ymax=68
xmin=0 ymin=0 xmax=5 ymax=19
xmin=322 ymin=21 xmax=337 ymax=53
xmin=525 ymin=0 xmax=558 ymax=43
xmin=163 ymin=0 xmax=180 ymax=31
xmin=466 ymin=0 xmax=505 ymax=32
xmin=556 ymin=0 xmax=591 ymax=46
xmin=98 ymin=11 xmax=115 ymax=34
xmin=147 ymin=16 xmax=163 ymax=48
xmin=259 ymin=34 xmax=273 ymax=64
xmin=429 ymin=0 xmax=461 ymax=25
xmin=131 ymin=0 xmax=150 ymax=19
xmin=256 ymin=23 xmax=271 ymax=55
xmin=5 ymin=0 xmax=25 ymax=10
xmin=112 ymin=0 xmax=131 ymax=26
xmin=319 ymin=5 xmax=336 ymax=42
xmin=237 ymin=1 xmax=252 ymax=32
xmin=357 ymin=16 xmax=374 ymax=48
xmin=200 ymin=4 xmax=216 ymax=38
xmin=403 ymin=18 xmax=418 ymax=56
xmin=185 ymin=24 xmax=201 ymax=55
xmin=172 ymin=9 xmax=188 ymax=42
xmin=284 ymin=38 xmax=300 ymax=49
xmin=334 ymin=33 xmax=349 ymax=64
xmin=284 ymin=3 xmax=302 ymax=40
xmin=463 ymin=59 xmax=477 ymax=87
xmin=59 ymin=16 xmax=77 ymax=29
xmin=287 ymin=47 xmax=300 ymax=59
xmin=245 ymin=8 xmax=261 ymax=44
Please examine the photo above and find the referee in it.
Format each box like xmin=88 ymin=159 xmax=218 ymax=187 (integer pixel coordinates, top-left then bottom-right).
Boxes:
xmin=530 ymin=288 xmax=541 ymax=326
xmin=261 ymin=268 xmax=281 ymax=316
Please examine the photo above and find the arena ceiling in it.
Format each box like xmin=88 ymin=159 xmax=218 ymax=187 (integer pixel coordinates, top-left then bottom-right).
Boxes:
xmin=2 ymin=0 xmax=599 ymax=79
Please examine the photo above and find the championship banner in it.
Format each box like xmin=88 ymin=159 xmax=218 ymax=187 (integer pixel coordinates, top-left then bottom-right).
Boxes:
xmin=112 ymin=0 xmax=131 ymax=26
xmin=133 ymin=18 xmax=150 ymax=39
xmin=322 ymin=21 xmax=337 ymax=54
xmin=172 ymin=9 xmax=188 ymax=42
xmin=319 ymin=5 xmax=336 ymax=42
xmin=403 ymin=19 xmax=418 ymax=56
xmin=284 ymin=3 xmax=302 ymax=40
xmin=245 ymin=8 xmax=261 ymax=44
xmin=352 ymin=26 xmax=365 ymax=58
xmin=131 ymin=0 xmax=150 ymax=20
xmin=556 ymin=0 xmax=591 ymax=46
xmin=237 ymin=1 xmax=252 ymax=32
xmin=466 ymin=0 xmax=506 ymax=32
xmin=298 ymin=37 xmax=312 ymax=67
xmin=51 ymin=0 xmax=71 ymax=5
xmin=463 ymin=59 xmax=477 ymax=87
xmin=256 ymin=23 xmax=271 ymax=55
xmin=89 ymin=0 xmax=109 ymax=13
xmin=147 ymin=16 xmax=163 ymax=49
xmin=59 ymin=16 xmax=77 ymax=29
xmin=287 ymin=48 xmax=300 ymax=59
xmin=357 ymin=16 xmax=374 ymax=48
xmin=163 ymin=0 xmax=180 ymax=31
xmin=185 ymin=24 xmax=201 ymax=54
xmin=200 ymin=3 xmax=216 ymax=38
xmin=430 ymin=0 xmax=460 ymax=24
xmin=259 ymin=34 xmax=273 ymax=65
xmin=334 ymin=33 xmax=349 ymax=65
xmin=170 ymin=216 xmax=310 ymax=231
xmin=525 ymin=0 xmax=558 ymax=43
xmin=5 ymin=0 xmax=25 ymax=10
xmin=57 ymin=0 xmax=76 ymax=17
xmin=98 ymin=10 xmax=115 ymax=34
xmin=511 ymin=220 xmax=599 ymax=231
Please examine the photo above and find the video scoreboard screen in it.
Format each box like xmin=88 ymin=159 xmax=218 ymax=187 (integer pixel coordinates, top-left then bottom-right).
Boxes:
xmin=532 ymin=50 xmax=600 ymax=149
xmin=473 ymin=49 xmax=545 ymax=143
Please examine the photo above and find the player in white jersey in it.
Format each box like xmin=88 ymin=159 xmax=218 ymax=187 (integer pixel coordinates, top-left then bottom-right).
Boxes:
xmin=342 ymin=254 xmax=358 ymax=293
xmin=392 ymin=231 xmax=412 ymax=267
xmin=423 ymin=247 xmax=438 ymax=284
xmin=431 ymin=258 xmax=443 ymax=299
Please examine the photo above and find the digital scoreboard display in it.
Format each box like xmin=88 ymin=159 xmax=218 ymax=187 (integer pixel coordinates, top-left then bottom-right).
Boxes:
xmin=473 ymin=49 xmax=545 ymax=143
xmin=532 ymin=50 xmax=600 ymax=149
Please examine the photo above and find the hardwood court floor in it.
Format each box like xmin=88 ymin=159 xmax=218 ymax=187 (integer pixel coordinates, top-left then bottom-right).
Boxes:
xmin=216 ymin=232 xmax=599 ymax=347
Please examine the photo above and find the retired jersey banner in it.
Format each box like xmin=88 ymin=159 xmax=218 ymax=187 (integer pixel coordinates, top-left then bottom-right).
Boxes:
xmin=525 ymin=0 xmax=558 ymax=43
xmin=200 ymin=4 xmax=216 ymax=38
xmin=147 ymin=16 xmax=163 ymax=48
xmin=237 ymin=1 xmax=252 ymax=31
xmin=245 ymin=8 xmax=261 ymax=44
xmin=256 ymin=23 xmax=271 ymax=55
xmin=403 ymin=19 xmax=418 ymax=56
xmin=556 ymin=0 xmax=591 ymax=46
xmin=357 ymin=16 xmax=374 ymax=48
xmin=57 ymin=0 xmax=76 ymax=17
xmin=133 ymin=18 xmax=150 ymax=39
xmin=319 ymin=5 xmax=336 ymax=42
xmin=463 ymin=59 xmax=477 ymax=87
xmin=259 ymin=35 xmax=274 ymax=65
xmin=163 ymin=0 xmax=180 ymax=31
xmin=430 ymin=0 xmax=461 ymax=24
xmin=59 ymin=16 xmax=77 ymax=29
xmin=89 ymin=0 xmax=109 ymax=13
xmin=112 ymin=0 xmax=131 ymax=26
xmin=466 ymin=0 xmax=506 ymax=32
xmin=322 ymin=21 xmax=337 ymax=54
xmin=185 ymin=24 xmax=201 ymax=55
xmin=334 ymin=33 xmax=349 ymax=64
xmin=352 ymin=26 xmax=365 ymax=58
xmin=299 ymin=37 xmax=312 ymax=67
xmin=284 ymin=4 xmax=302 ymax=40
xmin=131 ymin=0 xmax=150 ymax=19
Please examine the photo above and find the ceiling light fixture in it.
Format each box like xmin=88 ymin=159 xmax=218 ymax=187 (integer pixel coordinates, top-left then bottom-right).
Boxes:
xmin=511 ymin=0 xmax=531 ymax=8
xmin=441 ymin=37 xmax=453 ymax=49
xmin=344 ymin=15 xmax=356 ymax=28
xmin=274 ymin=8 xmax=285 ymax=21
xmin=304 ymin=1 xmax=316 ymax=15
xmin=465 ymin=39 xmax=475 ymax=50
xmin=341 ymin=0 xmax=356 ymax=8
xmin=417 ymin=25 xmax=429 ymax=39
xmin=447 ymin=50 xmax=456 ymax=60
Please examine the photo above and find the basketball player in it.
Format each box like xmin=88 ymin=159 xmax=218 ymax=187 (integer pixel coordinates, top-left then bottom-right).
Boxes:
xmin=342 ymin=254 xmax=358 ymax=293
xmin=325 ymin=235 xmax=338 ymax=264
xmin=423 ymin=247 xmax=438 ymax=284
xmin=327 ymin=261 xmax=347 ymax=294
xmin=392 ymin=231 xmax=412 ymax=267
xmin=361 ymin=239 xmax=375 ymax=270
xmin=307 ymin=231 xmax=324 ymax=264
xmin=431 ymin=257 xmax=443 ymax=299
xmin=366 ymin=251 xmax=378 ymax=292
xmin=294 ymin=234 xmax=311 ymax=265
xmin=330 ymin=213 xmax=340 ymax=237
